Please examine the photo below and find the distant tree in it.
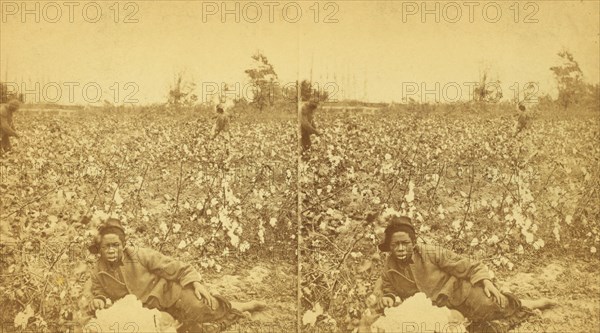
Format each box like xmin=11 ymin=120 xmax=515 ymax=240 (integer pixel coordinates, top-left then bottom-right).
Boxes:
xmin=300 ymin=80 xmax=329 ymax=103
xmin=167 ymin=72 xmax=198 ymax=108
xmin=244 ymin=52 xmax=278 ymax=111
xmin=473 ymin=72 xmax=502 ymax=103
xmin=550 ymin=51 xmax=585 ymax=111
xmin=582 ymin=83 xmax=600 ymax=111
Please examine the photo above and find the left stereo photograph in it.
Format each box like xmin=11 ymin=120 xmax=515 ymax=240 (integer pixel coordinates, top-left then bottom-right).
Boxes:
xmin=0 ymin=1 xmax=299 ymax=332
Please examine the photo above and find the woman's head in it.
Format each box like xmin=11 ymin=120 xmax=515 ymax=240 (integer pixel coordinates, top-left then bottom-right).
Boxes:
xmin=95 ymin=219 xmax=126 ymax=262
xmin=99 ymin=233 xmax=123 ymax=263
xmin=379 ymin=216 xmax=416 ymax=247
xmin=378 ymin=216 xmax=417 ymax=262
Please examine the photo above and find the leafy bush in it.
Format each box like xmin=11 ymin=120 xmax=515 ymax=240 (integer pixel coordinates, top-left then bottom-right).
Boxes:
xmin=550 ymin=51 xmax=599 ymax=112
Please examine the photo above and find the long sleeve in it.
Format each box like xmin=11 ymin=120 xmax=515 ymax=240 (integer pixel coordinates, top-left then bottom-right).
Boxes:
xmin=0 ymin=113 xmax=17 ymax=137
xmin=90 ymin=271 xmax=110 ymax=301
xmin=433 ymin=247 xmax=491 ymax=285
xmin=301 ymin=117 xmax=319 ymax=135
xmin=136 ymin=248 xmax=202 ymax=287
xmin=381 ymin=272 xmax=397 ymax=298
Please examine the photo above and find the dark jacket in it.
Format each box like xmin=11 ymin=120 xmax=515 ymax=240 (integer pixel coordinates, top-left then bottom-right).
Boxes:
xmin=91 ymin=246 xmax=202 ymax=308
xmin=381 ymin=244 xmax=491 ymax=307
xmin=301 ymin=113 xmax=318 ymax=136
xmin=0 ymin=105 xmax=17 ymax=137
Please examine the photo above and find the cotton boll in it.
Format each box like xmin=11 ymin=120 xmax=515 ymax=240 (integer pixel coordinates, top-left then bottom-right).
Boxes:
xmin=372 ymin=293 xmax=467 ymax=333
xmin=86 ymin=295 xmax=177 ymax=333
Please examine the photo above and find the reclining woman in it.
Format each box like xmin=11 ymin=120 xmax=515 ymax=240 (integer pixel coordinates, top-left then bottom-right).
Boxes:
xmin=361 ymin=216 xmax=556 ymax=333
xmin=89 ymin=219 xmax=265 ymax=333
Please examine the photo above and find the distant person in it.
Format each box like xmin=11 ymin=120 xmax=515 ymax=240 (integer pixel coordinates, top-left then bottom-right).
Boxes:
xmin=513 ymin=102 xmax=538 ymax=164
xmin=515 ymin=102 xmax=532 ymax=136
xmin=211 ymin=104 xmax=231 ymax=140
xmin=300 ymin=101 xmax=320 ymax=152
xmin=0 ymin=99 xmax=21 ymax=155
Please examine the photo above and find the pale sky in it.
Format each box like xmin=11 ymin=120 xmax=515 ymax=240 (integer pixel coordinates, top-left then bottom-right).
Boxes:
xmin=1 ymin=1 xmax=598 ymax=104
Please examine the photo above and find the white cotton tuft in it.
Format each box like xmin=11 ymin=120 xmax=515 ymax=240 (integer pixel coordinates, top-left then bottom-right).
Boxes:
xmin=372 ymin=293 xmax=467 ymax=333
xmin=85 ymin=295 xmax=178 ymax=333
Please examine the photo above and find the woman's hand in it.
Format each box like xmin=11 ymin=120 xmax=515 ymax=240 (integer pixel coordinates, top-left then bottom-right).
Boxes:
xmin=482 ymin=279 xmax=506 ymax=308
xmin=378 ymin=296 xmax=395 ymax=309
xmin=89 ymin=298 xmax=107 ymax=311
xmin=193 ymin=282 xmax=218 ymax=310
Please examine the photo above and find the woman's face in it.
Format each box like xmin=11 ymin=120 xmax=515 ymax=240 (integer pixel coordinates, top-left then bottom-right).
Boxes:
xmin=99 ymin=234 xmax=123 ymax=263
xmin=389 ymin=231 xmax=413 ymax=262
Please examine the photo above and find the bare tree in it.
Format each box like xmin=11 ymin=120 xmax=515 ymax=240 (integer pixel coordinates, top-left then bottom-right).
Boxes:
xmin=167 ymin=72 xmax=198 ymax=109
xmin=473 ymin=72 xmax=502 ymax=103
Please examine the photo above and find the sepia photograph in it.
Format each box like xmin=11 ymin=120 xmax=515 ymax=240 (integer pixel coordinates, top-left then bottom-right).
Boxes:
xmin=1 ymin=1 xmax=300 ymax=332
xmin=298 ymin=1 xmax=599 ymax=333
xmin=1 ymin=1 xmax=599 ymax=333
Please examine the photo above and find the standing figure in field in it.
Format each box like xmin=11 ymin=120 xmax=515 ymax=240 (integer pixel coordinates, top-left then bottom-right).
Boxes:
xmin=515 ymin=103 xmax=532 ymax=136
xmin=361 ymin=216 xmax=556 ymax=333
xmin=211 ymin=104 xmax=231 ymax=140
xmin=513 ymin=102 xmax=538 ymax=163
xmin=0 ymin=99 xmax=21 ymax=155
xmin=300 ymin=101 xmax=320 ymax=152
xmin=89 ymin=219 xmax=265 ymax=333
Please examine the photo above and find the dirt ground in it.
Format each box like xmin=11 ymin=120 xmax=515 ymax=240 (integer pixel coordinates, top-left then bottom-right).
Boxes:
xmin=204 ymin=261 xmax=297 ymax=332
xmin=201 ymin=258 xmax=600 ymax=333
xmin=498 ymin=258 xmax=600 ymax=332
